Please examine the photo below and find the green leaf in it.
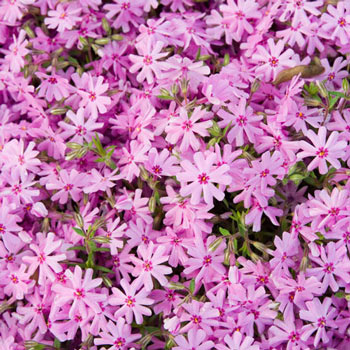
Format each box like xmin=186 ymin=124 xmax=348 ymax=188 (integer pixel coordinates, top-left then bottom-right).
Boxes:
xmin=54 ymin=338 xmax=61 ymax=349
xmin=189 ymin=278 xmax=195 ymax=294
xmin=219 ymin=227 xmax=231 ymax=236
xmin=157 ymin=95 xmax=175 ymax=100
xmin=73 ymin=227 xmax=85 ymax=237
xmin=289 ymin=173 xmax=304 ymax=185
xmin=67 ymin=245 xmax=86 ymax=251
xmin=328 ymin=91 xmax=346 ymax=98
xmin=95 ymin=265 xmax=114 ymax=273
xmin=329 ymin=95 xmax=340 ymax=110
xmin=92 ymin=133 xmax=105 ymax=156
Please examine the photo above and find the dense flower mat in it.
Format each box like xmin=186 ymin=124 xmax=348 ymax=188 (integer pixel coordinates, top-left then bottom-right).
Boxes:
xmin=1 ymin=0 xmax=350 ymax=349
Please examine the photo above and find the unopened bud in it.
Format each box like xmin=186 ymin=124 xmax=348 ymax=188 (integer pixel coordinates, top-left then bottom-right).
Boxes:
xmin=139 ymin=165 xmax=149 ymax=181
xmin=50 ymin=108 xmax=67 ymax=115
xmin=102 ymin=275 xmax=113 ymax=288
xmin=23 ymin=24 xmax=35 ymax=39
xmin=209 ymin=237 xmax=223 ymax=252
xmin=79 ymin=36 xmax=89 ymax=46
xmin=252 ymin=241 xmax=267 ymax=253
xmin=102 ymin=18 xmax=111 ymax=34
xmin=94 ymin=236 xmax=111 ymax=244
xmin=66 ymin=142 xmax=82 ymax=150
xmin=73 ymin=212 xmax=84 ymax=229
xmin=304 ymin=97 xmax=322 ymax=107
xmin=315 ymin=80 xmax=328 ymax=98
xmin=168 ymin=282 xmax=186 ymax=290
xmin=299 ymin=256 xmax=309 ymax=272
xmin=251 ymin=79 xmax=261 ymax=94
xmin=224 ymin=248 xmax=230 ymax=266
xmin=111 ymin=34 xmax=123 ymax=41
xmin=343 ymin=78 xmax=350 ymax=94
xmin=148 ymin=196 xmax=156 ymax=213
xmin=95 ymin=38 xmax=110 ymax=45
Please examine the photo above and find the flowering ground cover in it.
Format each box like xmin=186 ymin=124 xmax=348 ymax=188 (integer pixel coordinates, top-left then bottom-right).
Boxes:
xmin=1 ymin=0 xmax=350 ymax=349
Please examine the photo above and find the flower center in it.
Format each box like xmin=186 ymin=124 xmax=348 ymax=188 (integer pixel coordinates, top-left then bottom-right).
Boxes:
xmin=64 ymin=184 xmax=73 ymax=191
xmin=0 ymin=224 xmax=5 ymax=233
xmin=38 ymin=253 xmax=46 ymax=264
xmin=198 ymin=172 xmax=210 ymax=184
xmin=114 ymin=337 xmax=126 ymax=348
xmin=48 ymin=77 xmax=58 ymax=84
xmin=11 ymin=274 xmax=19 ymax=284
xmin=191 ymin=315 xmax=202 ymax=324
xmin=317 ymin=317 xmax=326 ymax=328
xmin=329 ymin=207 xmax=339 ymax=216
xmin=316 ymin=147 xmax=328 ymax=158
xmin=203 ymin=255 xmax=212 ymax=266
xmin=74 ymin=288 xmax=85 ymax=299
xmin=296 ymin=112 xmax=305 ymax=119
xmin=89 ymin=92 xmax=96 ymax=101
xmin=125 ymin=296 xmax=135 ymax=307
xmin=152 ymin=165 xmax=163 ymax=174
xmin=121 ymin=2 xmax=130 ymax=10
xmin=182 ymin=120 xmax=193 ymax=131
xmin=237 ymin=115 xmax=247 ymax=125
xmin=143 ymin=55 xmax=153 ymax=65
xmin=289 ymin=331 xmax=300 ymax=342
xmin=18 ymin=155 xmax=25 ymax=165
xmin=338 ymin=17 xmax=346 ymax=27
xmin=328 ymin=73 xmax=335 ymax=81
xmin=324 ymin=263 xmax=334 ymax=274
xmin=269 ymin=57 xmax=279 ymax=67
xmin=235 ymin=10 xmax=245 ymax=19
xmin=260 ymin=169 xmax=269 ymax=178
xmin=143 ymin=260 xmax=153 ymax=271
xmin=76 ymin=125 xmax=87 ymax=136
xmin=12 ymin=184 xmax=22 ymax=194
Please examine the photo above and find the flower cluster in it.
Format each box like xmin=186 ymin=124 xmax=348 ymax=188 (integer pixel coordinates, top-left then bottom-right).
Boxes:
xmin=1 ymin=0 xmax=350 ymax=349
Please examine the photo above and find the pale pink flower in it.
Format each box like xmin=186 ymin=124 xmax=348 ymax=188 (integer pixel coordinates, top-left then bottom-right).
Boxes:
xmin=216 ymin=331 xmax=260 ymax=350
xmin=45 ymin=3 xmax=81 ymax=32
xmin=109 ymin=278 xmax=153 ymax=324
xmin=165 ymin=107 xmax=212 ymax=152
xmin=129 ymin=40 xmax=171 ymax=84
xmin=77 ymin=75 xmax=112 ymax=118
xmin=144 ymin=147 xmax=179 ymax=177
xmin=52 ymin=265 xmax=106 ymax=318
xmin=22 ymin=232 xmax=66 ymax=285
xmin=0 ymin=0 xmax=34 ymax=24
xmin=59 ymin=108 xmax=103 ymax=143
xmin=297 ymin=126 xmax=347 ymax=174
xmin=174 ymin=328 xmax=214 ymax=350
xmin=130 ymin=241 xmax=172 ymax=291
xmin=177 ymin=151 xmax=231 ymax=206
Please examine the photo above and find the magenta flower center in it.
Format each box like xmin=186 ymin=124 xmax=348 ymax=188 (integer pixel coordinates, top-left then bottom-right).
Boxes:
xmin=114 ymin=256 xmax=120 ymax=267
xmin=89 ymin=92 xmax=97 ymax=101
xmin=269 ymin=57 xmax=279 ymax=67
xmin=152 ymin=165 xmax=163 ymax=174
xmin=329 ymin=207 xmax=339 ymax=216
xmin=260 ymin=169 xmax=269 ymax=178
xmin=191 ymin=315 xmax=202 ymax=324
xmin=74 ymin=315 xmax=82 ymax=322
xmin=64 ymin=184 xmax=73 ymax=191
xmin=18 ymin=155 xmax=25 ymax=164
xmin=143 ymin=55 xmax=153 ymax=65
xmin=12 ymin=184 xmax=22 ymax=194
xmin=328 ymin=73 xmax=335 ymax=81
xmin=10 ymin=274 xmax=19 ymax=284
xmin=288 ymin=331 xmax=300 ymax=342
xmin=143 ymin=260 xmax=153 ymax=271
xmin=166 ymin=291 xmax=175 ymax=301
xmin=48 ymin=77 xmax=58 ymax=84
xmin=0 ymin=224 xmax=5 ymax=233
xmin=203 ymin=255 xmax=212 ymax=266
xmin=316 ymin=147 xmax=328 ymax=158
xmin=182 ymin=120 xmax=193 ymax=131
xmin=121 ymin=2 xmax=130 ymax=10
xmin=198 ymin=173 xmax=210 ymax=184
xmin=76 ymin=125 xmax=87 ymax=136
xmin=125 ymin=296 xmax=135 ymax=307
xmin=141 ymin=234 xmax=149 ymax=244
xmin=74 ymin=288 xmax=85 ymax=298
xmin=235 ymin=11 xmax=245 ymax=19
xmin=296 ymin=111 xmax=305 ymax=120
xmin=114 ymin=337 xmax=126 ymax=348
xmin=294 ymin=0 xmax=304 ymax=8
xmin=237 ymin=115 xmax=247 ymax=125
xmin=38 ymin=253 xmax=46 ymax=264
xmin=338 ymin=17 xmax=346 ymax=27
xmin=324 ymin=263 xmax=334 ymax=274
xmin=317 ymin=317 xmax=326 ymax=328
xmin=343 ymin=231 xmax=350 ymax=242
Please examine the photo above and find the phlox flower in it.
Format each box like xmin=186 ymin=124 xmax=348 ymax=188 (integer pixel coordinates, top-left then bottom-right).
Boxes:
xmin=0 ymin=139 xmax=40 ymax=177
xmin=297 ymin=126 xmax=347 ymax=174
xmin=177 ymin=151 xmax=231 ymax=206
xmin=83 ymin=168 xmax=119 ymax=194
xmin=52 ymin=265 xmax=106 ymax=319
xmin=279 ymin=0 xmax=322 ymax=26
xmin=0 ymin=30 xmax=29 ymax=73
xmin=22 ymin=232 xmax=66 ymax=285
xmin=77 ymin=75 xmax=112 ymax=119
xmin=45 ymin=3 xmax=81 ymax=33
xmin=94 ymin=318 xmax=141 ymax=350
xmin=220 ymin=0 xmax=262 ymax=42
xmin=216 ymin=331 xmax=260 ymax=350
xmin=125 ymin=218 xmax=156 ymax=248
xmin=129 ymin=40 xmax=171 ymax=84
xmin=130 ymin=241 xmax=172 ymax=291
xmin=36 ymin=71 xmax=71 ymax=102
xmin=252 ymin=38 xmax=295 ymax=81
xmin=184 ymin=235 xmax=226 ymax=285
xmin=45 ymin=168 xmax=88 ymax=204
xmin=59 ymin=108 xmax=103 ymax=144
xmin=174 ymin=328 xmax=214 ymax=350
xmin=217 ymin=98 xmax=263 ymax=146
xmin=165 ymin=107 xmax=213 ymax=152
xmin=299 ymin=297 xmax=338 ymax=347
xmin=144 ymin=147 xmax=179 ymax=177
xmin=307 ymin=242 xmax=350 ymax=292
xmin=0 ymin=263 xmax=35 ymax=300
xmin=109 ymin=278 xmax=153 ymax=324
xmin=97 ymin=217 xmax=127 ymax=254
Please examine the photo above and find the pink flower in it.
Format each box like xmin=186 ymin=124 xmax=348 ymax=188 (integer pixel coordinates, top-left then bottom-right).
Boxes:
xmin=94 ymin=318 xmax=141 ymax=349
xmin=297 ymin=126 xmax=347 ymax=174
xmin=52 ymin=265 xmax=106 ymax=318
xmin=59 ymin=108 xmax=103 ymax=144
xmin=144 ymin=147 xmax=179 ymax=177
xmin=177 ymin=151 xmax=231 ymax=206
xmin=36 ymin=71 xmax=71 ymax=102
xmin=0 ymin=0 xmax=34 ymax=24
xmin=217 ymin=98 xmax=263 ymax=146
xmin=299 ymin=297 xmax=338 ymax=347
xmin=130 ymin=241 xmax=172 ymax=291
xmin=45 ymin=3 xmax=81 ymax=32
xmin=279 ymin=0 xmax=322 ymax=26
xmin=84 ymin=168 xmax=119 ymax=194
xmin=129 ymin=40 xmax=171 ymax=84
xmin=0 ymin=30 xmax=29 ymax=73
xmin=252 ymin=38 xmax=295 ymax=81
xmin=174 ymin=328 xmax=214 ymax=350
xmin=220 ymin=0 xmax=262 ymax=42
xmin=307 ymin=242 xmax=350 ymax=292
xmin=22 ymin=232 xmax=66 ymax=285
xmin=77 ymin=75 xmax=112 ymax=118
xmin=165 ymin=107 xmax=213 ymax=152
xmin=1 ymin=139 xmax=40 ymax=177
xmin=46 ymin=168 xmax=88 ymax=204
xmin=109 ymin=278 xmax=153 ymax=324
xmin=217 ymin=331 xmax=260 ymax=350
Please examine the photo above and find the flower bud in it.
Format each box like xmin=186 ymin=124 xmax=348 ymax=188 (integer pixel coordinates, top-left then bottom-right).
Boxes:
xmin=74 ymin=212 xmax=84 ymax=229
xmin=315 ymin=80 xmax=328 ymax=98
xmin=209 ymin=237 xmax=223 ymax=252
xmin=102 ymin=18 xmax=111 ymax=34
xmin=94 ymin=236 xmax=111 ymax=244
xmin=102 ymin=275 xmax=113 ymax=288
xmin=111 ymin=34 xmax=123 ymax=41
xmin=50 ymin=108 xmax=67 ymax=115
xmin=343 ymin=78 xmax=350 ymax=94
xmin=95 ymin=38 xmax=110 ymax=45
